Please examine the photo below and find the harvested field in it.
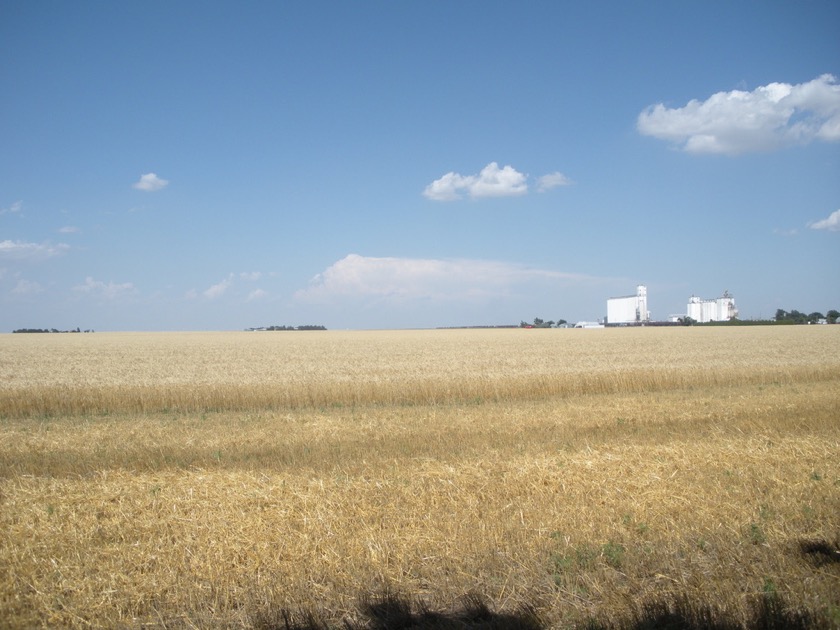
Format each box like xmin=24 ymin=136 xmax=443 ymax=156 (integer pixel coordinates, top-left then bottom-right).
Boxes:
xmin=1 ymin=327 xmax=838 ymax=628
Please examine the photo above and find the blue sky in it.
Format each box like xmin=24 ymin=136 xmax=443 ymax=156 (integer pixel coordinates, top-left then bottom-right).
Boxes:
xmin=2 ymin=1 xmax=839 ymax=331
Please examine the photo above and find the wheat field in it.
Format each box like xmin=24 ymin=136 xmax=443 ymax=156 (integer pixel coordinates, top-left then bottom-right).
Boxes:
xmin=1 ymin=327 xmax=838 ymax=628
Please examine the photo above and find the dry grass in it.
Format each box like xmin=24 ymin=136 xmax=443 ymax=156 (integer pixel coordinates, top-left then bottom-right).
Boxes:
xmin=0 ymin=327 xmax=838 ymax=628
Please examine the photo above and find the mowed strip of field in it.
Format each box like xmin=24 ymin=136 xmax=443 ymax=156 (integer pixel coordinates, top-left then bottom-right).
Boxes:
xmin=0 ymin=327 xmax=838 ymax=628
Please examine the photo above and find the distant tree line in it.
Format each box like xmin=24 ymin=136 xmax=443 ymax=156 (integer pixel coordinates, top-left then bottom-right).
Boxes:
xmin=679 ymin=309 xmax=839 ymax=326
xmin=246 ymin=325 xmax=327 ymax=331
xmin=775 ymin=309 xmax=838 ymax=324
xmin=519 ymin=318 xmax=568 ymax=328
xmin=12 ymin=327 xmax=93 ymax=333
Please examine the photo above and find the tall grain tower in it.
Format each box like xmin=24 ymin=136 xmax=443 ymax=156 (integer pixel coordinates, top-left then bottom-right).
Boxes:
xmin=607 ymin=285 xmax=650 ymax=325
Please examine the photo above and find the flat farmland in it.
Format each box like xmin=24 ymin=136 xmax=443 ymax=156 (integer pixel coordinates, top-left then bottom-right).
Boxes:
xmin=1 ymin=327 xmax=838 ymax=628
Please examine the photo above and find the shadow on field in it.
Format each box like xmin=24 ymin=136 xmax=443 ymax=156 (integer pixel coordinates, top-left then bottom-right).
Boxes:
xmin=583 ymin=593 xmax=833 ymax=630
xmin=251 ymin=590 xmax=837 ymax=630
xmin=253 ymin=592 xmax=541 ymax=630
xmin=799 ymin=538 xmax=840 ymax=567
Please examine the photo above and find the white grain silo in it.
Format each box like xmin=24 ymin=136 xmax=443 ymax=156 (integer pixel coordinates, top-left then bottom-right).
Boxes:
xmin=607 ymin=285 xmax=650 ymax=325
xmin=687 ymin=291 xmax=738 ymax=322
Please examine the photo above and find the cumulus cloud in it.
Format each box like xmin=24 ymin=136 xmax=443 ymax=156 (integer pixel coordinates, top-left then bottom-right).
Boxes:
xmin=73 ymin=276 xmax=136 ymax=300
xmin=423 ymin=172 xmax=474 ymax=201
xmin=295 ymin=254 xmax=594 ymax=304
xmin=469 ymin=162 xmax=529 ymax=198
xmin=808 ymin=209 xmax=840 ymax=232
xmin=204 ymin=275 xmax=234 ymax=299
xmin=187 ymin=272 xmax=272 ymax=301
xmin=0 ymin=240 xmax=69 ymax=261
xmin=424 ymin=163 xmax=574 ymax=201
xmin=637 ymin=74 xmax=840 ymax=154
xmin=1 ymin=200 xmax=22 ymax=215
xmin=424 ymin=162 xmax=529 ymax=200
xmin=133 ymin=172 xmax=169 ymax=192
xmin=537 ymin=172 xmax=573 ymax=192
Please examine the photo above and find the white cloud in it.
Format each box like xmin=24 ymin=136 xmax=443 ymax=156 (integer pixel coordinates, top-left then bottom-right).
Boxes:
xmin=637 ymin=74 xmax=840 ymax=154
xmin=0 ymin=240 xmax=69 ymax=261
xmin=537 ymin=172 xmax=573 ymax=192
xmin=423 ymin=172 xmax=473 ymax=201
xmin=73 ymin=276 xmax=136 ymax=300
xmin=295 ymin=254 xmax=596 ymax=304
xmin=424 ymin=162 xmax=528 ymax=201
xmin=203 ymin=275 xmax=233 ymax=299
xmin=1 ymin=200 xmax=22 ymax=215
xmin=187 ymin=272 xmax=271 ymax=301
xmin=469 ymin=162 xmax=529 ymax=198
xmin=59 ymin=226 xmax=80 ymax=234
xmin=808 ymin=209 xmax=840 ymax=232
xmin=133 ymin=172 xmax=169 ymax=192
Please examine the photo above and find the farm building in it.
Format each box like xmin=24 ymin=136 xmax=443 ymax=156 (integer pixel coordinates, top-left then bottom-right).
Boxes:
xmin=574 ymin=321 xmax=605 ymax=329
xmin=606 ymin=285 xmax=650 ymax=325
xmin=687 ymin=291 xmax=738 ymax=323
